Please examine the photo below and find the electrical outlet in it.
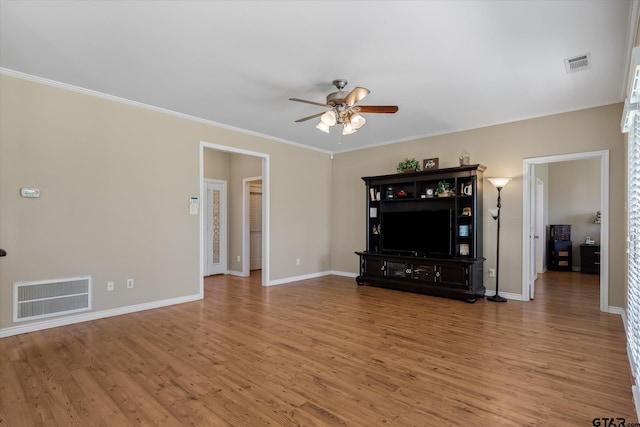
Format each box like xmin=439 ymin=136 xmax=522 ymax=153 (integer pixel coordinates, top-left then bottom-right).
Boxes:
xmin=296 ymin=258 xmax=300 ymax=266
xmin=489 ymin=269 xmax=496 ymax=277
xmin=107 ymin=281 xmax=115 ymax=291
xmin=127 ymin=278 xmax=134 ymax=289
xmin=237 ymin=255 xmax=241 ymax=262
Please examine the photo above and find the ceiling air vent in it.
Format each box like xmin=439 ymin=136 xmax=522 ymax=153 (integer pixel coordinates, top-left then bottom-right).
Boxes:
xmin=564 ymin=53 xmax=591 ymax=74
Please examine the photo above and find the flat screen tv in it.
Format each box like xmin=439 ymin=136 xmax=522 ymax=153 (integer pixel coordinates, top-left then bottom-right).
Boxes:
xmin=381 ymin=209 xmax=453 ymax=257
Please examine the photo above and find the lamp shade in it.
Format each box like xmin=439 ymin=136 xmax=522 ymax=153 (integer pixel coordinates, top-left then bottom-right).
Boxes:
xmin=320 ymin=110 xmax=337 ymax=126
xmin=487 ymin=177 xmax=511 ymax=189
xmin=351 ymin=113 xmax=366 ymax=129
xmin=342 ymin=123 xmax=356 ymax=135
xmin=315 ymin=121 xmax=330 ymax=133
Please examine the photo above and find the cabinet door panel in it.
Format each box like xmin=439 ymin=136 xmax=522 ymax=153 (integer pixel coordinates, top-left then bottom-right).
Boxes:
xmin=438 ymin=264 xmax=468 ymax=288
xmin=387 ymin=261 xmax=409 ymax=278
xmin=363 ymin=258 xmax=385 ymax=276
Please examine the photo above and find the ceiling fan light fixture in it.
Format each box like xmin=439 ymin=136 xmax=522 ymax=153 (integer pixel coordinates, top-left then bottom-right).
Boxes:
xmin=342 ymin=123 xmax=356 ymax=135
xmin=320 ymin=110 xmax=337 ymax=126
xmin=351 ymin=113 xmax=366 ymax=129
xmin=315 ymin=121 xmax=330 ymax=133
xmin=290 ymin=79 xmax=398 ymax=139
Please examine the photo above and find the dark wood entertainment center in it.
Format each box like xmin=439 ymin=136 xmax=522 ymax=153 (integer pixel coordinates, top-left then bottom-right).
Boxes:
xmin=355 ymin=164 xmax=486 ymax=302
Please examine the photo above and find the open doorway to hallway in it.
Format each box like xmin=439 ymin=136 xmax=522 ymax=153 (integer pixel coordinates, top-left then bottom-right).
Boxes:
xmin=200 ymin=142 xmax=269 ymax=291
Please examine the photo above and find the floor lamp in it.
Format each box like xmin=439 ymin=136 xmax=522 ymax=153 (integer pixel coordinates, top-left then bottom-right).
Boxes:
xmin=487 ymin=177 xmax=511 ymax=302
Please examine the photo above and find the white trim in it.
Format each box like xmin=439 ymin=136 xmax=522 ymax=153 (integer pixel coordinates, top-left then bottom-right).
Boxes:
xmin=522 ymin=150 xmax=609 ymax=312
xmin=0 ymin=68 xmax=331 ymax=155
xmin=0 ymin=293 xmax=201 ymax=338
xmin=484 ymin=290 xmax=526 ymax=301
xmin=227 ymin=270 xmax=244 ymax=277
xmin=621 ymin=0 xmax=640 ymax=99
xmin=608 ymin=306 xmax=625 ymax=316
xmin=329 ymin=270 xmax=358 ymax=278
xmin=200 ymin=141 xmax=270 ymax=286
xmin=267 ymin=271 xmax=333 ymax=286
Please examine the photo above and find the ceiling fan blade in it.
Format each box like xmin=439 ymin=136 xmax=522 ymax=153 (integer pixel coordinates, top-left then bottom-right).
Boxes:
xmin=343 ymin=87 xmax=370 ymax=106
xmin=294 ymin=112 xmax=325 ymax=123
xmin=355 ymin=105 xmax=399 ymax=114
xmin=289 ymin=98 xmax=330 ymax=108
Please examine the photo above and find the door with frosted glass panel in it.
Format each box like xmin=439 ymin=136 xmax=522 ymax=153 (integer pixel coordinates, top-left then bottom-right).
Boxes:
xmin=204 ymin=180 xmax=227 ymax=276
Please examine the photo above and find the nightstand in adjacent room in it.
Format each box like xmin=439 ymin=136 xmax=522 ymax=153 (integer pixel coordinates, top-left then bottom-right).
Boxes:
xmin=548 ymin=240 xmax=573 ymax=271
xmin=580 ymin=244 xmax=600 ymax=274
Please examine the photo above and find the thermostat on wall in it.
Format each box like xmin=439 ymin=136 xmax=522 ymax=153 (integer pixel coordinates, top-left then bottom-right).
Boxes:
xmin=20 ymin=188 xmax=40 ymax=198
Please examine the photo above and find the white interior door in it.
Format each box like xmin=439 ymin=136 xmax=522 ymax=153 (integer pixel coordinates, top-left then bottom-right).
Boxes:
xmin=204 ymin=180 xmax=227 ymax=276
xmin=249 ymin=183 xmax=262 ymax=270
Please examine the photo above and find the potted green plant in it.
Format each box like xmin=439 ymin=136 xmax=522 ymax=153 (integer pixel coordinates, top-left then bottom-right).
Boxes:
xmin=435 ymin=180 xmax=452 ymax=197
xmin=396 ymin=157 xmax=420 ymax=173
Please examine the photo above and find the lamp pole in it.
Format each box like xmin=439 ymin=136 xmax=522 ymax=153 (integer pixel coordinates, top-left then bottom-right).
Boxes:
xmin=488 ymin=186 xmax=507 ymax=302
xmin=487 ymin=177 xmax=510 ymax=303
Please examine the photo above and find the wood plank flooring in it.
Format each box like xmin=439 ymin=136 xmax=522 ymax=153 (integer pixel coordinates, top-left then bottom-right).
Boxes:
xmin=0 ymin=271 xmax=636 ymax=426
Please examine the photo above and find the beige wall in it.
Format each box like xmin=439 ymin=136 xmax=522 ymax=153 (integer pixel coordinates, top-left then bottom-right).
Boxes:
xmin=203 ymin=149 xmax=230 ymax=181
xmin=331 ymin=103 xmax=625 ymax=306
xmin=548 ymin=159 xmax=602 ymax=269
xmin=0 ymin=75 xmax=332 ymax=330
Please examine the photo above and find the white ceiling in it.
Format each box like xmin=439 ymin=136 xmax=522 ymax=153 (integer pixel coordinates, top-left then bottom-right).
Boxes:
xmin=0 ymin=0 xmax=635 ymax=153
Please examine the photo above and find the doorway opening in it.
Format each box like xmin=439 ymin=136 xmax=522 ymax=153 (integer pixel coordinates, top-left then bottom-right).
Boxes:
xmin=199 ymin=141 xmax=269 ymax=297
xmin=243 ymin=177 xmax=262 ymax=276
xmin=522 ymin=150 xmax=609 ymax=312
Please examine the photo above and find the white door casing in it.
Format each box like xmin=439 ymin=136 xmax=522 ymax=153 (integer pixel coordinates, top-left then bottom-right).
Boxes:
xmin=522 ymin=150 xmax=609 ymax=311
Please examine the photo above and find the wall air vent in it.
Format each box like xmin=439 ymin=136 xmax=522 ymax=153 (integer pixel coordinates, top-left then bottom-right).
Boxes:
xmin=564 ymin=53 xmax=591 ymax=74
xmin=13 ymin=276 xmax=92 ymax=322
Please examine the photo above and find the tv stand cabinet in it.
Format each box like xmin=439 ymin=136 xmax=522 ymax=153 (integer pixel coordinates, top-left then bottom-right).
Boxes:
xmin=355 ymin=164 xmax=486 ymax=302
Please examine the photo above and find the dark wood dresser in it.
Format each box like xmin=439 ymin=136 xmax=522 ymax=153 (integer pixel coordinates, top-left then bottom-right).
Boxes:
xmin=580 ymin=244 xmax=600 ymax=274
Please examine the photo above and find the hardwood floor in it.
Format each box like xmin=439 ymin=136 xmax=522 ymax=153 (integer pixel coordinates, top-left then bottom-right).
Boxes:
xmin=0 ymin=271 xmax=636 ymax=426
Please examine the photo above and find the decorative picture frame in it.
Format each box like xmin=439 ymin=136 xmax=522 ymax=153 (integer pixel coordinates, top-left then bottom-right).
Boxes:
xmin=423 ymin=158 xmax=439 ymax=170
xmin=460 ymin=244 xmax=470 ymax=256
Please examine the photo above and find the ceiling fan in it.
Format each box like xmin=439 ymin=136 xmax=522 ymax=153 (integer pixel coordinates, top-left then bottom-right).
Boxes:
xmin=289 ymin=79 xmax=398 ymax=135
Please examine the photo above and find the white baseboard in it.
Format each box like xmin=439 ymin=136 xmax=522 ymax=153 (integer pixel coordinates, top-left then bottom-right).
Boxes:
xmin=0 ymin=293 xmax=202 ymax=338
xmin=266 ymin=270 xmax=358 ymax=286
xmin=227 ymin=270 xmax=247 ymax=277
xmin=484 ymin=290 xmax=526 ymax=301
xmin=329 ymin=270 xmax=358 ymax=278
xmin=267 ymin=271 xmax=332 ymax=286
xmin=608 ymin=306 xmax=625 ymax=315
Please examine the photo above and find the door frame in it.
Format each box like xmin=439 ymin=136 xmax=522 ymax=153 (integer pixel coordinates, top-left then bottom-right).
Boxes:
xmin=243 ymin=176 xmax=262 ymax=276
xmin=199 ymin=141 xmax=270 ymax=296
xmin=203 ymin=178 xmax=227 ymax=276
xmin=522 ymin=150 xmax=609 ymax=312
